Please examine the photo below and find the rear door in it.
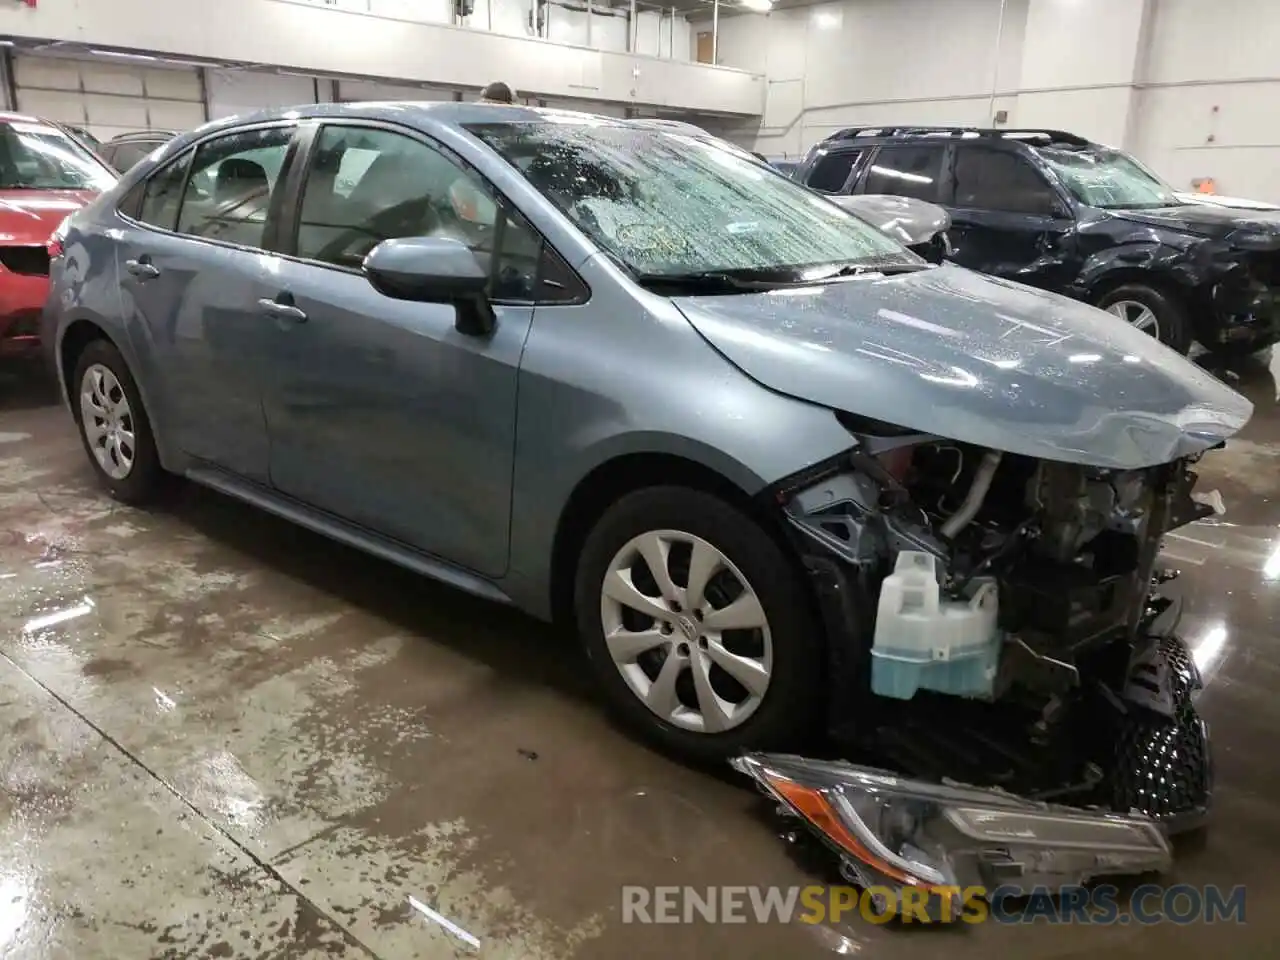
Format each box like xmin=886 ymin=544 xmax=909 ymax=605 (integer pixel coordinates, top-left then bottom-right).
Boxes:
xmin=854 ymin=143 xmax=948 ymax=202
xmin=943 ymin=143 xmax=1078 ymax=290
xmin=113 ymin=122 xmax=299 ymax=482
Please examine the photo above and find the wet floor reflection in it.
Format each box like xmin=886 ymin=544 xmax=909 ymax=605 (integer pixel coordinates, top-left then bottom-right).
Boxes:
xmin=0 ymin=352 xmax=1279 ymax=957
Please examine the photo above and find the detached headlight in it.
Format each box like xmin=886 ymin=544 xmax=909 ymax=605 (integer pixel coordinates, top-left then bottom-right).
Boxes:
xmin=733 ymin=753 xmax=1172 ymax=911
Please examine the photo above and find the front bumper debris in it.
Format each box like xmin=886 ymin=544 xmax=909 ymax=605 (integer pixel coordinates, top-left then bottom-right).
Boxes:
xmin=733 ymin=752 xmax=1173 ymax=918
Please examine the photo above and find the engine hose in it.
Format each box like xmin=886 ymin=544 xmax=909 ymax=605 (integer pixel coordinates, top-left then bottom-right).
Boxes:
xmin=940 ymin=450 xmax=1003 ymax=539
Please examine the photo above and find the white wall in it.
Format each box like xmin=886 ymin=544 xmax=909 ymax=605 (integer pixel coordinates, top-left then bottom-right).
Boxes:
xmin=545 ymin=4 xmax=628 ymax=51
xmin=707 ymin=0 xmax=1026 ymax=158
xmin=635 ymin=9 xmax=692 ymax=59
xmin=709 ymin=0 xmax=1280 ymax=202
xmin=0 ymin=0 xmax=748 ymax=115
xmin=1130 ymin=0 xmax=1280 ymax=202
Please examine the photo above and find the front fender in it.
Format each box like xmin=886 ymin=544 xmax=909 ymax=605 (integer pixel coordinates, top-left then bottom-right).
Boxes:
xmin=1076 ymin=242 xmax=1206 ymax=298
xmin=500 ymin=260 xmax=858 ymax=618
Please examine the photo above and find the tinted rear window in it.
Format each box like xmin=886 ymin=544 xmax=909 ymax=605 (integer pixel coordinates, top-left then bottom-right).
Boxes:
xmin=862 ymin=145 xmax=945 ymax=202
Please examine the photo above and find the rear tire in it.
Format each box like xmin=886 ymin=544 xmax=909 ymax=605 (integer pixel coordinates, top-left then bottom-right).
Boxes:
xmin=574 ymin=486 xmax=824 ymax=764
xmin=1095 ymin=283 xmax=1193 ymax=355
xmin=70 ymin=338 xmax=167 ymax=506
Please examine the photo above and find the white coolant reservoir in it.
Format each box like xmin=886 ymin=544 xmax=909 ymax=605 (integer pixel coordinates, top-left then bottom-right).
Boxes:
xmin=870 ymin=551 xmax=1001 ymax=700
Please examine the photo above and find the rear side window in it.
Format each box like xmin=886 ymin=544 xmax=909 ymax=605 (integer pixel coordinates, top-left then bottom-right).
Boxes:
xmin=862 ymin=145 xmax=945 ymax=202
xmin=953 ymin=146 xmax=1059 ymax=216
xmin=137 ymin=150 xmax=194 ymax=230
xmin=806 ymin=149 xmax=862 ymax=193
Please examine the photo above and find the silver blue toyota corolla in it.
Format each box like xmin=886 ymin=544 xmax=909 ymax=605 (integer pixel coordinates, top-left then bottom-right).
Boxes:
xmin=42 ymin=103 xmax=1250 ymax=798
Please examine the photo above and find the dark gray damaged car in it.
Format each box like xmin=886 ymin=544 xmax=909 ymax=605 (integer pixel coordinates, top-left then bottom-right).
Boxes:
xmin=43 ymin=105 xmax=1249 ymax=858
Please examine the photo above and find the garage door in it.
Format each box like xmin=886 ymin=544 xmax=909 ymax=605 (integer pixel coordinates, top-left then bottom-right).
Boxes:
xmin=12 ymin=54 xmax=206 ymax=142
xmin=335 ymin=79 xmax=455 ymax=102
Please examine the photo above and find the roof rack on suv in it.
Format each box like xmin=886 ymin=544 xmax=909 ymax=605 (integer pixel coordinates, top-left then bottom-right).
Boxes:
xmin=109 ymin=130 xmax=179 ymax=141
xmin=823 ymin=126 xmax=1092 ymax=147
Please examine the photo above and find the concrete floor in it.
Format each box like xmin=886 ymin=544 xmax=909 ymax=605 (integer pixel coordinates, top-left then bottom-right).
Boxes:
xmin=1 ymin=357 xmax=1279 ymax=960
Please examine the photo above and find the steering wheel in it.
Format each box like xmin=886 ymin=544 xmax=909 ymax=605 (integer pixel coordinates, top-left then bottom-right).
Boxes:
xmin=314 ymin=195 xmax=446 ymax=264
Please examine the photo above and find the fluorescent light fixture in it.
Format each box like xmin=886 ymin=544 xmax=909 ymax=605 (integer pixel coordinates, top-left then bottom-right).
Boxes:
xmin=741 ymin=0 xmax=773 ymax=11
xmin=89 ymin=49 xmax=157 ymax=61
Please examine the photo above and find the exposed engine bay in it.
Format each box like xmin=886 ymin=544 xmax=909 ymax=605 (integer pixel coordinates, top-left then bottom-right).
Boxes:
xmin=739 ymin=426 xmax=1218 ymax=913
xmin=772 ymin=421 xmax=1215 ymax=812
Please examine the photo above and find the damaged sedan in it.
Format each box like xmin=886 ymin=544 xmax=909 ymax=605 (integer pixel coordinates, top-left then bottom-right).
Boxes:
xmin=45 ymin=106 xmax=1249 ymax=883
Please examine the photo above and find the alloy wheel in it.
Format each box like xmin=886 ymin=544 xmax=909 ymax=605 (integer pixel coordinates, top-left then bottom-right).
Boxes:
xmin=599 ymin=529 xmax=773 ymax=734
xmin=1106 ymin=299 xmax=1160 ymax=339
xmin=79 ymin=363 xmax=135 ymax=480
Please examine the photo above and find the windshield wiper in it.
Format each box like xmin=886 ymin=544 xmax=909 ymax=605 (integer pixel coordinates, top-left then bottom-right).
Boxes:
xmin=636 ymin=261 xmax=932 ymax=294
xmin=813 ymin=261 xmax=934 ymax=280
xmin=633 ymin=271 xmax=798 ymax=294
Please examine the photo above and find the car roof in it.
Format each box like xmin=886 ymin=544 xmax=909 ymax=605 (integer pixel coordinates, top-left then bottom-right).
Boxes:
xmin=197 ymin=100 xmax=627 ymax=136
xmin=818 ymin=125 xmax=1096 ymax=150
xmin=0 ymin=111 xmax=61 ymax=127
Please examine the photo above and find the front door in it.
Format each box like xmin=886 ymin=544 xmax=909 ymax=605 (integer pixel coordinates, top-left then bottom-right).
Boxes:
xmin=260 ymin=122 xmax=547 ymax=577
xmin=115 ymin=123 xmax=297 ymax=483
xmin=944 ymin=143 xmax=1078 ymax=291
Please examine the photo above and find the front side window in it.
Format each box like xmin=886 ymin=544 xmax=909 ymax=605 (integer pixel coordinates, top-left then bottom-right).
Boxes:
xmin=805 ymin=149 xmax=863 ymax=193
xmin=175 ymin=126 xmax=294 ymax=248
xmin=953 ymin=146 xmax=1060 ymax=216
xmin=294 ymin=125 xmax=545 ymax=300
xmin=469 ymin=120 xmax=909 ymax=280
xmin=1033 ymin=146 xmax=1180 ymax=210
xmin=0 ymin=120 xmax=116 ymax=191
xmin=862 ymin=145 xmax=945 ymax=202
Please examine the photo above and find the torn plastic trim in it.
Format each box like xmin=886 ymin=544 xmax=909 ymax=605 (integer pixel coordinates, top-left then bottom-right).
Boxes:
xmin=733 ymin=752 xmax=1173 ymax=912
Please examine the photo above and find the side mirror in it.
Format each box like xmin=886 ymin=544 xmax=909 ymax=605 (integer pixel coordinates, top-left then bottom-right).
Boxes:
xmin=363 ymin=237 xmax=495 ymax=337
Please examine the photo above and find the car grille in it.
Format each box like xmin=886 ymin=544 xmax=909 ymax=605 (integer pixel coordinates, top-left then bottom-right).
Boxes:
xmin=0 ymin=245 xmax=51 ymax=276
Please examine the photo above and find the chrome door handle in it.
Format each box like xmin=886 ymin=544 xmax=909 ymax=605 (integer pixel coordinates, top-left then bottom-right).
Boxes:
xmin=257 ymin=298 xmax=308 ymax=323
xmin=125 ymin=259 xmax=160 ymax=279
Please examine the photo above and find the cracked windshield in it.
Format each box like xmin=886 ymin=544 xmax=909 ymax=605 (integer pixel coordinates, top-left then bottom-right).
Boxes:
xmin=470 ymin=119 xmax=913 ymax=279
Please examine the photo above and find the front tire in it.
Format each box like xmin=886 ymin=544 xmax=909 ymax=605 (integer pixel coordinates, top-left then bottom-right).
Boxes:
xmin=574 ymin=486 xmax=824 ymax=763
xmin=71 ymin=338 xmax=166 ymax=505
xmin=1095 ymin=283 xmax=1193 ymax=354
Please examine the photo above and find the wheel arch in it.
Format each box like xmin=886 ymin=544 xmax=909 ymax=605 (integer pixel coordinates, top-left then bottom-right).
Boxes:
xmin=1079 ymin=241 xmax=1202 ymax=306
xmin=55 ymin=316 xmax=178 ymax=471
xmin=547 ymin=450 xmax=797 ymax=628
xmin=58 ymin=318 xmax=116 ymax=400
xmin=1086 ymin=267 xmax=1194 ymax=304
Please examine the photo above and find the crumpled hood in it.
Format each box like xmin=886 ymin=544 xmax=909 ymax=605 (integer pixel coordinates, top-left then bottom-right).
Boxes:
xmin=0 ymin=190 xmax=96 ymax=245
xmin=830 ymin=194 xmax=951 ymax=247
xmin=1111 ymin=203 xmax=1280 ymax=244
xmin=674 ymin=264 xmax=1252 ymax=469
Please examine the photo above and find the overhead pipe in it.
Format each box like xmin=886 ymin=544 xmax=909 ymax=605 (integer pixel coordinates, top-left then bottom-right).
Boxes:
xmin=712 ymin=0 xmax=719 ymax=64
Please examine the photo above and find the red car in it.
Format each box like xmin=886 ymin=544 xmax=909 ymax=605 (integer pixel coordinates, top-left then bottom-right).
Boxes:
xmin=0 ymin=112 xmax=116 ymax=359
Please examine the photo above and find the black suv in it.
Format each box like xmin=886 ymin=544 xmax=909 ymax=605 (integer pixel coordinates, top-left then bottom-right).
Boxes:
xmin=794 ymin=126 xmax=1280 ymax=355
